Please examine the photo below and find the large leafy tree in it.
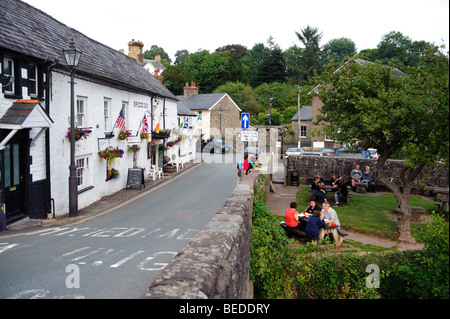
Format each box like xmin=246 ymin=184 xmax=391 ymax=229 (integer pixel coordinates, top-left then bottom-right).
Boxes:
xmin=314 ymin=45 xmax=449 ymax=242
xmin=322 ymin=37 xmax=357 ymax=67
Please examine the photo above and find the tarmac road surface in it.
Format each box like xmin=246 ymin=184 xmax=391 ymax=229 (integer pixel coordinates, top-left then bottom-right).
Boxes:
xmin=0 ymin=159 xmax=238 ymax=299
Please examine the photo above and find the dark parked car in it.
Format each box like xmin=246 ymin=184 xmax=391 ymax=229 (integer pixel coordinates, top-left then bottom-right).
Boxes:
xmin=320 ymin=148 xmax=336 ymax=156
xmin=203 ymin=138 xmax=231 ymax=154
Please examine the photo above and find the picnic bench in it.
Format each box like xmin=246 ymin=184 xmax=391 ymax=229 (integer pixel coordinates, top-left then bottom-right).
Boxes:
xmin=279 ymin=221 xmax=306 ymax=239
xmin=434 ymin=198 xmax=449 ymax=214
xmin=279 ymin=221 xmax=348 ymax=247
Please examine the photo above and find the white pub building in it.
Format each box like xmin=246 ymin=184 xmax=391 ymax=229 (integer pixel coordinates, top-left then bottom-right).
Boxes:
xmin=0 ymin=0 xmax=186 ymax=225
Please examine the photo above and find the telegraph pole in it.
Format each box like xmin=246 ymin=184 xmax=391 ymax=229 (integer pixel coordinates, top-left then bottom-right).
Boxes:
xmin=297 ymin=85 xmax=301 ymax=148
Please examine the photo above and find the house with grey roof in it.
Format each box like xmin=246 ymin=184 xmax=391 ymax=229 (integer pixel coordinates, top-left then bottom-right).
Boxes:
xmin=177 ymin=82 xmax=242 ymax=142
xmin=290 ymin=105 xmax=313 ymax=147
xmin=0 ymin=0 xmax=178 ymax=222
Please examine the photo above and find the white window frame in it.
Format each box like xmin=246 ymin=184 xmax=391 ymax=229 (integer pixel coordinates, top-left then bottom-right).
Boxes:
xmin=300 ymin=125 xmax=307 ymax=138
xmin=76 ymin=96 xmax=87 ymax=128
xmin=76 ymin=155 xmax=91 ymax=190
xmin=104 ymin=98 xmax=111 ymax=131
xmin=122 ymin=101 xmax=129 ymax=130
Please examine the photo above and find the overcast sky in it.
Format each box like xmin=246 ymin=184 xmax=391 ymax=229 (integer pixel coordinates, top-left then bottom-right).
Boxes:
xmin=23 ymin=0 xmax=449 ymax=61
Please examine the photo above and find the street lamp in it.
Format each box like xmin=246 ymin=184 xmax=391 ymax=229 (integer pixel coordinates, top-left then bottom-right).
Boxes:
xmin=218 ymin=107 xmax=223 ymax=135
xmin=62 ymin=39 xmax=82 ymax=217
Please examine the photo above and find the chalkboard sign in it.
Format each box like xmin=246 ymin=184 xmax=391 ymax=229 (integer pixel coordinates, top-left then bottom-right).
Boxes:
xmin=126 ymin=168 xmax=145 ymax=189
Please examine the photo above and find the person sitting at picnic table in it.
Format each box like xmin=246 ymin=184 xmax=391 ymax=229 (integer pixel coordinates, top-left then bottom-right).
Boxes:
xmin=333 ymin=177 xmax=348 ymax=207
xmin=322 ymin=202 xmax=341 ymax=229
xmin=331 ymin=175 xmax=340 ymax=191
xmin=305 ymin=210 xmax=326 ymax=240
xmin=350 ymin=164 xmax=363 ymax=191
xmin=285 ymin=202 xmax=303 ymax=230
xmin=305 ymin=200 xmax=321 ymax=215
xmin=311 ymin=176 xmax=327 ymax=203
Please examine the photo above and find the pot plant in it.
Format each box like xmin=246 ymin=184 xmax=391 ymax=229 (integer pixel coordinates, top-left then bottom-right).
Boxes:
xmin=66 ymin=127 xmax=90 ymax=141
xmin=118 ymin=130 xmax=131 ymax=140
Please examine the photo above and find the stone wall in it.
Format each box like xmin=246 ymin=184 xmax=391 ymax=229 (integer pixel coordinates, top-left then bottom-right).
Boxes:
xmin=142 ymin=181 xmax=257 ymax=299
xmin=286 ymin=156 xmax=449 ymax=191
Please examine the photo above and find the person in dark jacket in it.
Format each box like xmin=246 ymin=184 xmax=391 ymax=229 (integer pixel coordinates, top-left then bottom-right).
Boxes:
xmin=305 ymin=210 xmax=326 ymax=240
xmin=334 ymin=177 xmax=348 ymax=207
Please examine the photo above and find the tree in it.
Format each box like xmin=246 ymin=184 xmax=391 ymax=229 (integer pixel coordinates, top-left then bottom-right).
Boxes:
xmin=174 ymin=49 xmax=190 ymax=65
xmin=215 ymin=44 xmax=247 ymax=60
xmin=143 ymin=45 xmax=171 ymax=64
xmin=214 ymin=81 xmax=261 ymax=120
xmin=254 ymin=38 xmax=286 ymax=86
xmin=314 ymin=45 xmax=449 ymax=242
xmin=161 ymin=64 xmax=194 ymax=95
xmin=322 ymin=37 xmax=357 ymax=67
xmin=295 ymin=25 xmax=323 ymax=83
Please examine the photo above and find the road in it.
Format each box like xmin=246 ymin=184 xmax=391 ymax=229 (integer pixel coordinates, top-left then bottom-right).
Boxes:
xmin=0 ymin=158 xmax=238 ymax=299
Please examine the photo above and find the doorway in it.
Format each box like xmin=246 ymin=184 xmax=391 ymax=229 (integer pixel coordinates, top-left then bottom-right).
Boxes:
xmin=1 ymin=130 xmax=28 ymax=223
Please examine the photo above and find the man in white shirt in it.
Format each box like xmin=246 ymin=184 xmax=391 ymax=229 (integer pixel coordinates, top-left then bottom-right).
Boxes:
xmin=322 ymin=202 xmax=341 ymax=229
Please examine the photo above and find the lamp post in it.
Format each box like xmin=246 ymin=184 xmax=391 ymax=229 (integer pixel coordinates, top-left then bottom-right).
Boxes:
xmin=218 ymin=107 xmax=223 ymax=136
xmin=62 ymin=39 xmax=82 ymax=217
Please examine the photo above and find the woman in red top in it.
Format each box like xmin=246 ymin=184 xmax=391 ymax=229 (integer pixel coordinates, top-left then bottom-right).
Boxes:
xmin=285 ymin=202 xmax=302 ymax=230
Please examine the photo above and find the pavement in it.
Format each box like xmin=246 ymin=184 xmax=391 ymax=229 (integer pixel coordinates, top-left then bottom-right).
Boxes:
xmin=3 ymin=161 xmax=202 ymax=234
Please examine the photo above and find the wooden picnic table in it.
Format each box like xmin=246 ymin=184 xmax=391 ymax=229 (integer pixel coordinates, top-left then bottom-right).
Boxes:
xmin=298 ymin=214 xmax=347 ymax=247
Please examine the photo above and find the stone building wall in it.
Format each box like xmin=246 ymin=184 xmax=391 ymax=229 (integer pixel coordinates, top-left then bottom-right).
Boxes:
xmin=286 ymin=156 xmax=449 ymax=191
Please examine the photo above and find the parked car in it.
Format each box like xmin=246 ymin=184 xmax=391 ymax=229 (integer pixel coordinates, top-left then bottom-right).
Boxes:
xmin=203 ymin=138 xmax=231 ymax=154
xmin=367 ymin=148 xmax=379 ymax=159
xmin=245 ymin=146 xmax=261 ymax=163
xmin=320 ymin=148 xmax=336 ymax=156
xmin=284 ymin=148 xmax=303 ymax=158
xmin=335 ymin=148 xmax=370 ymax=159
xmin=303 ymin=151 xmax=322 ymax=156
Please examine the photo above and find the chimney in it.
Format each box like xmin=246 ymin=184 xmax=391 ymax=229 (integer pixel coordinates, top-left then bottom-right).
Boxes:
xmin=184 ymin=81 xmax=198 ymax=100
xmin=154 ymin=70 xmax=163 ymax=84
xmin=155 ymin=55 xmax=161 ymax=62
xmin=128 ymin=39 xmax=144 ymax=65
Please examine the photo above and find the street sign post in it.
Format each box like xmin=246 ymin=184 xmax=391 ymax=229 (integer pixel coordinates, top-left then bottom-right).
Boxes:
xmin=241 ymin=113 xmax=249 ymax=129
xmin=240 ymin=131 xmax=258 ymax=142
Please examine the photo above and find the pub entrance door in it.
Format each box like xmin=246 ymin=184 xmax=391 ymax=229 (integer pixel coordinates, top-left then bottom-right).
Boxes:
xmin=1 ymin=130 xmax=28 ymax=223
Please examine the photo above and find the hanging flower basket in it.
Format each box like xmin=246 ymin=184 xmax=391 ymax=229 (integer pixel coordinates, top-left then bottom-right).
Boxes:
xmin=66 ymin=127 xmax=90 ymax=141
xmin=107 ymin=168 xmax=119 ymax=179
xmin=118 ymin=130 xmax=131 ymax=140
xmin=127 ymin=144 xmax=140 ymax=153
xmin=140 ymin=132 xmax=149 ymax=141
xmin=98 ymin=146 xmax=124 ymax=167
xmin=152 ymin=129 xmax=171 ymax=139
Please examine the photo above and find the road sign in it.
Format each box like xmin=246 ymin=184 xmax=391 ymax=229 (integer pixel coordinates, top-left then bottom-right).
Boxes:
xmin=241 ymin=113 xmax=249 ymax=129
xmin=240 ymin=131 xmax=258 ymax=142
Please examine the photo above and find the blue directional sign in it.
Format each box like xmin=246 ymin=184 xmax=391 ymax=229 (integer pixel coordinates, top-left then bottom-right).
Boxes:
xmin=241 ymin=113 xmax=250 ymax=129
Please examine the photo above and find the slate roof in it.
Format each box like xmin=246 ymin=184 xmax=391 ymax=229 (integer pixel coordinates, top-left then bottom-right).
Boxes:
xmin=291 ymin=105 xmax=312 ymax=121
xmin=144 ymin=59 xmax=166 ymax=71
xmin=0 ymin=0 xmax=177 ymax=100
xmin=176 ymin=93 xmax=242 ymax=114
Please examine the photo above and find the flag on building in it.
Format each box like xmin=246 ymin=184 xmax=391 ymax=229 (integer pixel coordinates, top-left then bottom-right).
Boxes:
xmin=194 ymin=115 xmax=202 ymax=128
xmin=115 ymin=109 xmax=126 ymax=131
xmin=141 ymin=114 xmax=149 ymax=133
xmin=154 ymin=117 xmax=161 ymax=133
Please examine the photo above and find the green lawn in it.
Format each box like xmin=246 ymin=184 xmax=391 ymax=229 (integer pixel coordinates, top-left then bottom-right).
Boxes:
xmin=295 ymin=186 xmax=436 ymax=240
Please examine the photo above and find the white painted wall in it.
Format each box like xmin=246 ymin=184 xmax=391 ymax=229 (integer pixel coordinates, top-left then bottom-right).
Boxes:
xmin=49 ymin=71 xmax=180 ymax=216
